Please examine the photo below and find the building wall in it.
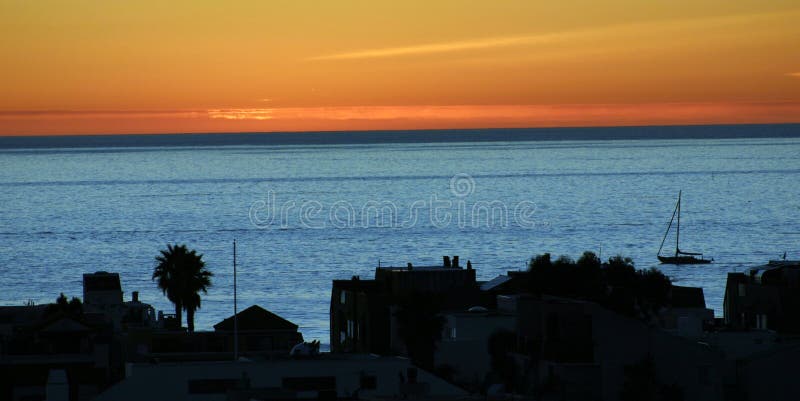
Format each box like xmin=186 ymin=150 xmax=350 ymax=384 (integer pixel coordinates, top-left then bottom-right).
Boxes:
xmin=94 ymin=358 xmax=469 ymax=401
xmin=330 ymin=283 xmax=390 ymax=354
xmin=724 ymin=265 xmax=800 ymax=333
xmin=660 ymin=307 xmax=714 ymax=339
xmin=436 ymin=312 xmax=516 ymax=384
xmin=375 ymin=267 xmax=477 ymax=295
xmin=511 ymin=297 xmax=724 ymax=401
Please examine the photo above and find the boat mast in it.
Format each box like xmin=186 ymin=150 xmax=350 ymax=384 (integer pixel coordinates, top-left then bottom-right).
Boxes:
xmin=658 ymin=193 xmax=679 ymax=256
xmin=675 ymin=190 xmax=681 ymax=256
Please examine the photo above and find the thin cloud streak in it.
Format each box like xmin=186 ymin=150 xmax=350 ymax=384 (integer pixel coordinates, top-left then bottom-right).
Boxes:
xmin=0 ymin=110 xmax=202 ymax=118
xmin=787 ymin=72 xmax=800 ymax=77
xmin=307 ymin=33 xmax=567 ymax=61
xmin=208 ymin=109 xmax=273 ymax=120
xmin=308 ymin=9 xmax=800 ymax=61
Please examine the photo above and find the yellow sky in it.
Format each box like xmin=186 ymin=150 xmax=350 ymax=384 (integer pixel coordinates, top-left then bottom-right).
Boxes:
xmin=1 ymin=0 xmax=799 ymax=135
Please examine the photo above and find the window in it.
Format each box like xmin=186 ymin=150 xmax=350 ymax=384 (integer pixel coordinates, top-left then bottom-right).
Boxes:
xmin=738 ymin=283 xmax=746 ymax=297
xmin=756 ymin=314 xmax=768 ymax=330
xmin=340 ymin=291 xmax=347 ymax=304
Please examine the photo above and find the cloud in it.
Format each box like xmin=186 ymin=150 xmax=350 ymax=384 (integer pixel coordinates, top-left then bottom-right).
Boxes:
xmin=787 ymin=72 xmax=800 ymax=78
xmin=307 ymin=33 xmax=567 ymax=61
xmin=204 ymin=102 xmax=800 ymax=125
xmin=308 ymin=9 xmax=800 ymax=61
xmin=207 ymin=109 xmax=273 ymax=120
xmin=0 ymin=110 xmax=202 ymax=119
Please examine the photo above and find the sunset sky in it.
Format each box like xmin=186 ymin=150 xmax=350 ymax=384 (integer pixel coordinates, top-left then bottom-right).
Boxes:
xmin=1 ymin=0 xmax=799 ymax=135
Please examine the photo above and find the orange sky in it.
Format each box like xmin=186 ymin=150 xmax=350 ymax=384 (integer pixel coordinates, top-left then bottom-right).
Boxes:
xmin=1 ymin=1 xmax=799 ymax=136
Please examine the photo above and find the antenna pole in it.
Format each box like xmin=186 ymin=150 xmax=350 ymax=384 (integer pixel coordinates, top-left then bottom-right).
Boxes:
xmin=233 ymin=239 xmax=238 ymax=361
xmin=676 ymin=190 xmax=681 ymax=256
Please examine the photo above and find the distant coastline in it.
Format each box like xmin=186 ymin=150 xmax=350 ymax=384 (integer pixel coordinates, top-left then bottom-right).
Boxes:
xmin=1 ymin=123 xmax=799 ymax=149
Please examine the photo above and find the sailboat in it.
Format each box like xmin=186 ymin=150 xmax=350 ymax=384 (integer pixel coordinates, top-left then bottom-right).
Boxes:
xmin=657 ymin=191 xmax=712 ymax=264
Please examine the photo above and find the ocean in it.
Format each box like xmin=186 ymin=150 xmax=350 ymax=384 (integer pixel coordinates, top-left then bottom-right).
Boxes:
xmin=1 ymin=125 xmax=799 ymax=345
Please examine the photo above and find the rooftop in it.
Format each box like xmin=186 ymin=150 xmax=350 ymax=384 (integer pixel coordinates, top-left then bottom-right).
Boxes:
xmin=213 ymin=305 xmax=298 ymax=332
xmin=377 ymin=265 xmax=469 ymax=272
xmin=670 ymin=285 xmax=707 ymax=308
xmin=480 ymin=275 xmax=513 ymax=291
xmin=0 ymin=305 xmax=48 ymax=325
xmin=83 ymin=271 xmax=121 ymax=291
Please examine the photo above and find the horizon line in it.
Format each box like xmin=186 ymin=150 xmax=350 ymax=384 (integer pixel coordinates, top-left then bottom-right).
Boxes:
xmin=1 ymin=121 xmax=799 ymax=139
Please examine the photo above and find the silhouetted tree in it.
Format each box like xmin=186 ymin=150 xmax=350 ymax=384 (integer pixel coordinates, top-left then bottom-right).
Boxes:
xmin=605 ymin=255 xmax=637 ymax=286
xmin=524 ymin=252 xmax=672 ymax=320
xmin=153 ymin=244 xmax=212 ymax=332
xmin=56 ymin=293 xmax=68 ymax=307
xmin=604 ymin=255 xmax=639 ymax=315
xmin=576 ymin=251 xmax=604 ymax=299
xmin=577 ymin=251 xmax=601 ymax=269
xmin=68 ymin=297 xmax=82 ymax=312
xmin=529 ymin=253 xmax=552 ymax=270
xmin=637 ymin=268 xmax=672 ymax=318
xmin=394 ymin=294 xmax=446 ymax=370
xmin=47 ymin=293 xmax=82 ymax=317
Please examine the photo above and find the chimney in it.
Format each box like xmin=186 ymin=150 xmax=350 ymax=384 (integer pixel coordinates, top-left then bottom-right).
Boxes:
xmin=407 ymin=262 xmax=413 ymax=271
xmin=467 ymin=260 xmax=472 ymax=270
xmin=453 ymin=256 xmax=459 ymax=268
xmin=132 ymin=291 xmax=139 ymax=303
xmin=443 ymin=256 xmax=451 ymax=268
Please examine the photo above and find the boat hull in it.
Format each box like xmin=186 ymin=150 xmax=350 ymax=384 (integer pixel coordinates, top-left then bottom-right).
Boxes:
xmin=658 ymin=255 xmax=712 ymax=265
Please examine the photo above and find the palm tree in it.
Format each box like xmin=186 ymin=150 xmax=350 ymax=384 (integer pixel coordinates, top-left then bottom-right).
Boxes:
xmin=152 ymin=244 xmax=213 ymax=332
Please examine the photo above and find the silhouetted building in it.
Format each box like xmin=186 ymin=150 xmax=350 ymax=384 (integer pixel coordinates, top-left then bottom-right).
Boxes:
xmin=83 ymin=271 xmax=123 ymax=307
xmin=330 ymin=256 xmax=483 ymax=354
xmin=82 ymin=271 xmax=158 ymax=332
xmin=93 ymin=355 xmax=469 ymax=401
xmin=659 ymin=285 xmax=715 ymax=338
xmin=0 ymin=305 xmax=118 ymax=401
xmin=436 ymin=306 xmax=516 ymax=385
xmin=213 ymin=305 xmax=303 ymax=353
xmin=120 ymin=305 xmax=303 ymax=363
xmin=499 ymin=294 xmax=724 ymax=401
xmin=723 ymin=260 xmax=800 ymax=332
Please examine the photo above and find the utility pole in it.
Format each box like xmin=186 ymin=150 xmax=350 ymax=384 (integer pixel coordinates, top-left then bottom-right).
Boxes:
xmin=233 ymin=239 xmax=238 ymax=361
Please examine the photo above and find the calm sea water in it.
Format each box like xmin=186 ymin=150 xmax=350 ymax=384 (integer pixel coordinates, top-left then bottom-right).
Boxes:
xmin=1 ymin=130 xmax=799 ymax=344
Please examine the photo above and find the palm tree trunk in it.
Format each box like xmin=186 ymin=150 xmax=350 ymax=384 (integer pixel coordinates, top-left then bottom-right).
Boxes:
xmin=175 ymin=301 xmax=183 ymax=330
xmin=187 ymin=307 xmax=195 ymax=333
